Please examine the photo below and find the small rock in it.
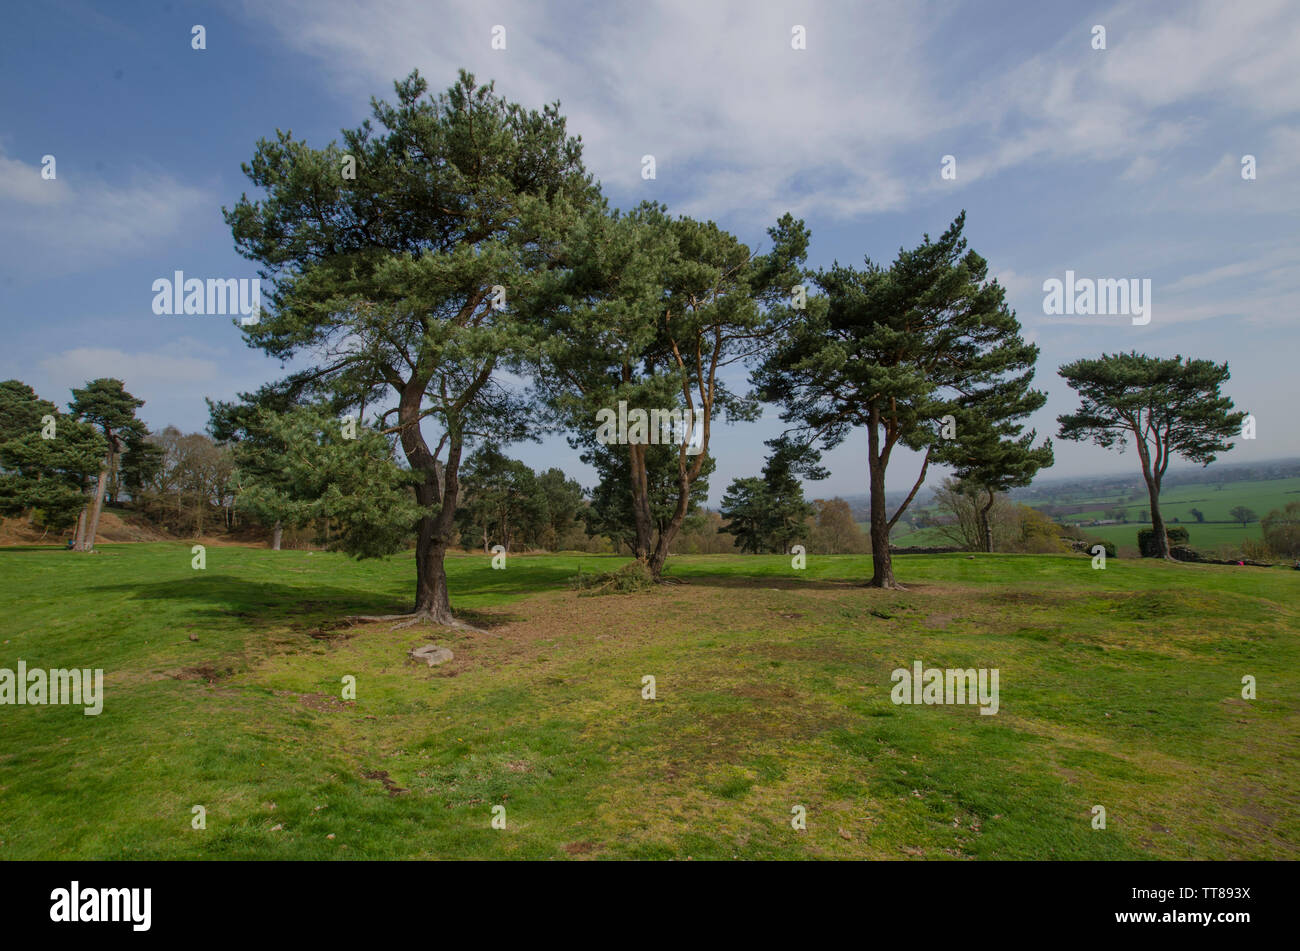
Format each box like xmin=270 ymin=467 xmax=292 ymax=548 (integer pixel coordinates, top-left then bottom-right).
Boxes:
xmin=838 ymin=828 xmax=852 ymax=840
xmin=410 ymin=644 xmax=454 ymax=667
xmin=188 ymin=633 xmax=199 ymax=642
xmin=270 ymin=824 xmax=283 ymax=832
xmin=327 ymin=833 xmax=335 ymax=840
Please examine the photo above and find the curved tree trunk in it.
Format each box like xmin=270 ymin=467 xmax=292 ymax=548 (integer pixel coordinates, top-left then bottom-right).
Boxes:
xmin=1146 ymin=478 xmax=1172 ymax=559
xmin=1136 ymin=438 xmax=1173 ymax=560
xmin=980 ymin=488 xmax=996 ymax=553
xmin=81 ymin=468 xmax=109 ymax=552
xmin=395 ymin=375 xmax=467 ymax=625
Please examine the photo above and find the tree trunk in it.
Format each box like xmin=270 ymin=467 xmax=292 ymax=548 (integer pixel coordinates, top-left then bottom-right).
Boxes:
xmin=866 ymin=412 xmax=896 ymax=587
xmin=271 ymin=520 xmax=283 ymax=551
xmin=81 ymin=468 xmax=109 ymax=552
xmin=73 ymin=507 xmax=87 ymax=549
xmin=980 ymin=488 xmax=995 ymax=553
xmin=411 ymin=446 xmax=459 ymax=623
xmin=647 ymin=446 xmax=706 ymax=579
xmin=414 ymin=533 xmax=454 ymax=623
xmin=1146 ymin=477 xmax=1172 ymax=559
xmin=1136 ymin=437 xmax=1172 ymax=560
xmin=627 ymin=442 xmax=655 ymax=565
xmin=396 ymin=377 xmax=461 ymax=625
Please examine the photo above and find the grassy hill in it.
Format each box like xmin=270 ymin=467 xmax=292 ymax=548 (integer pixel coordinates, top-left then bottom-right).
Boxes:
xmin=0 ymin=544 xmax=1295 ymax=859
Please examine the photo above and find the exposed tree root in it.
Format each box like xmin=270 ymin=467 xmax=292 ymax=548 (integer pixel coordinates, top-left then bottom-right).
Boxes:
xmin=344 ymin=611 xmax=491 ymax=634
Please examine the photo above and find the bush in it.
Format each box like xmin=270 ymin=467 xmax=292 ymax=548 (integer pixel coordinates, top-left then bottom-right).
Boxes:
xmin=1261 ymin=501 xmax=1300 ymax=559
xmin=1059 ymin=523 xmax=1116 ymax=559
xmin=1241 ymin=537 xmax=1278 ymax=563
xmin=1137 ymin=526 xmax=1189 ymax=557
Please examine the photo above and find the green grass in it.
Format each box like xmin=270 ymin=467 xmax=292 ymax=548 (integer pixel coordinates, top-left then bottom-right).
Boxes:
xmin=890 ymin=476 xmax=1300 ymax=551
xmin=1 ymin=543 xmax=1296 ymax=859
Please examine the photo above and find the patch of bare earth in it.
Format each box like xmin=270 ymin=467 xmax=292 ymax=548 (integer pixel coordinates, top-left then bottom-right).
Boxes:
xmin=362 ymin=769 xmax=408 ymax=796
xmin=275 ymin=690 xmax=355 ymax=713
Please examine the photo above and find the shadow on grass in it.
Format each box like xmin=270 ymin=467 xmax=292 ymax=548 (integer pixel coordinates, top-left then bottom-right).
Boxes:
xmin=88 ymin=575 xmax=406 ymax=622
xmin=660 ymin=571 xmax=955 ymax=593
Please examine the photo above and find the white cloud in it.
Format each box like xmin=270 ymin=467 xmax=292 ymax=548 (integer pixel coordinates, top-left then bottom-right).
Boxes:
xmin=39 ymin=347 xmax=220 ymax=388
xmin=238 ymin=0 xmax=1300 ymax=228
xmin=0 ymin=149 xmax=212 ymax=278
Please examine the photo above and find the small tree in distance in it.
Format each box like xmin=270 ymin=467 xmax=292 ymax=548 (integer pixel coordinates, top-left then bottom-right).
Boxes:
xmin=1058 ymin=352 xmax=1245 ymax=560
xmin=68 ymin=379 xmax=147 ymax=552
xmin=1229 ymin=505 xmax=1258 ymax=528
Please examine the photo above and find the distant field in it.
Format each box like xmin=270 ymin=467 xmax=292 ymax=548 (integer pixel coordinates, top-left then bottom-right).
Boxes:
xmin=1 ymin=544 xmax=1296 ymax=859
xmin=886 ymin=476 xmax=1300 ymax=552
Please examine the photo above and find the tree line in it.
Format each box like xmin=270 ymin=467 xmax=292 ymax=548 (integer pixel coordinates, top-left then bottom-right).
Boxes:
xmin=5 ymin=68 xmax=1251 ymax=625
xmin=212 ymin=68 xmax=1248 ymax=622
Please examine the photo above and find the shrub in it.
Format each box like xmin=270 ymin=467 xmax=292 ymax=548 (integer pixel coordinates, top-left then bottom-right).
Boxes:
xmin=1261 ymin=501 xmax=1300 ymax=559
xmin=1137 ymin=526 xmax=1189 ymax=557
xmin=1058 ymin=524 xmax=1116 ymax=559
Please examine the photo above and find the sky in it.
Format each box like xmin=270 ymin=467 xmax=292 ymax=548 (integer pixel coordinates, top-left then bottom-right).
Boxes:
xmin=1 ymin=0 xmax=1296 ymax=500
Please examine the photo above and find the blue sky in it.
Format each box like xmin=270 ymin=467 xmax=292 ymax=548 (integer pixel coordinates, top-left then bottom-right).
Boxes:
xmin=2 ymin=0 xmax=1296 ymax=499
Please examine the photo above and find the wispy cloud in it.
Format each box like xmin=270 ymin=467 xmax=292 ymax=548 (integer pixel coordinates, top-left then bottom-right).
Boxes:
xmin=0 ymin=149 xmax=212 ymax=279
xmin=240 ymin=0 xmax=1300 ymax=224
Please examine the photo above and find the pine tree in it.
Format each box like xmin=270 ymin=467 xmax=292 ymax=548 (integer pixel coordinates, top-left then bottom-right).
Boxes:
xmin=0 ymin=380 xmax=106 ymax=535
xmin=1057 ymin=352 xmax=1244 ymax=559
xmin=946 ymin=420 xmax=1053 ymax=553
xmin=533 ymin=203 xmax=807 ymax=578
xmin=756 ymin=212 xmax=1044 ymax=587
xmin=68 ymin=379 xmax=147 ymax=552
xmin=224 ymin=70 xmax=599 ymax=623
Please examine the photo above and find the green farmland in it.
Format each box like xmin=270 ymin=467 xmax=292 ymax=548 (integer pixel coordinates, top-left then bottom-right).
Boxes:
xmin=889 ymin=476 xmax=1300 ymax=553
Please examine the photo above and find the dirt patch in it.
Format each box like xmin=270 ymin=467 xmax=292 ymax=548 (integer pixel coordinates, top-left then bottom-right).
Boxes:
xmin=362 ymin=769 xmax=408 ymax=797
xmin=984 ymin=589 xmax=1064 ymax=607
xmin=281 ymin=691 xmax=354 ymax=713
xmin=306 ymin=625 xmax=354 ymax=642
xmin=1055 ymin=766 xmax=1081 ymax=785
xmin=173 ymin=662 xmax=237 ymax=683
xmin=562 ymin=841 xmax=597 ymax=855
